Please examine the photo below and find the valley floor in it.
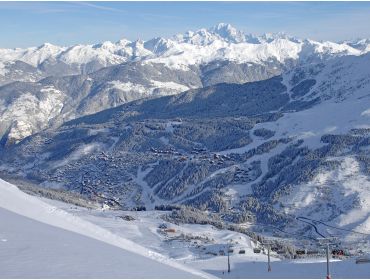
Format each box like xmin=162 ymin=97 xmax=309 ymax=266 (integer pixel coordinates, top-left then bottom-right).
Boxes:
xmin=0 ymin=178 xmax=369 ymax=279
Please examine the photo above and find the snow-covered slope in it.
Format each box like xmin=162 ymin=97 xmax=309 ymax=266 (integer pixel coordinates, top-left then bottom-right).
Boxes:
xmin=279 ymin=156 xmax=370 ymax=237
xmin=0 ymin=178 xmax=209 ymax=278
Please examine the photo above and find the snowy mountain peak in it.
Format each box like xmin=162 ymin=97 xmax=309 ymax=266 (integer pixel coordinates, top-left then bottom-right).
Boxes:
xmin=344 ymin=38 xmax=370 ymax=51
xmin=173 ymin=23 xmax=247 ymax=45
xmin=208 ymin=22 xmax=246 ymax=43
xmin=35 ymin=43 xmax=65 ymax=55
xmin=208 ymin=23 xmax=237 ymax=34
xmin=93 ymin=41 xmax=116 ymax=50
xmin=38 ymin=42 xmax=59 ymax=49
xmin=115 ymin=38 xmax=132 ymax=47
xmin=258 ymin=32 xmax=300 ymax=43
xmin=211 ymin=22 xmax=234 ymax=31
xmin=172 ymin=23 xmax=305 ymax=46
xmin=144 ymin=37 xmax=173 ymax=55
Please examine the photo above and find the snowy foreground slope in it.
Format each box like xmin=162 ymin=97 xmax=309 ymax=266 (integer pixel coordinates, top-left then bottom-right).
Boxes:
xmin=1 ymin=179 xmax=369 ymax=279
xmin=0 ymin=179 xmax=208 ymax=278
xmin=0 ymin=209 xmax=202 ymax=279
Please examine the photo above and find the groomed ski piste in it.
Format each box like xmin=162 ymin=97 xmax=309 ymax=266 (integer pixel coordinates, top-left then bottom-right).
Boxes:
xmin=0 ymin=178 xmax=369 ymax=278
xmin=0 ymin=178 xmax=209 ymax=278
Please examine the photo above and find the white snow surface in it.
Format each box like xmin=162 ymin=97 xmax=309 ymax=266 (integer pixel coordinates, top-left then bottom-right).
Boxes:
xmin=108 ymin=81 xmax=147 ymax=93
xmin=0 ymin=179 xmax=209 ymax=278
xmin=259 ymin=97 xmax=369 ymax=149
xmin=108 ymin=80 xmax=189 ymax=96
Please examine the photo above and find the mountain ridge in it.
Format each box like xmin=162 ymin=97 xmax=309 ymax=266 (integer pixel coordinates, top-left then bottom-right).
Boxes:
xmin=1 ymin=23 xmax=369 ymax=75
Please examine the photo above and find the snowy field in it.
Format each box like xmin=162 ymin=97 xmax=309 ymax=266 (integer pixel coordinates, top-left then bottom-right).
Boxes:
xmin=0 ymin=178 xmax=369 ymax=278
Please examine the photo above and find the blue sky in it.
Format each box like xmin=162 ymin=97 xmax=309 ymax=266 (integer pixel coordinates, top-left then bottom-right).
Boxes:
xmin=1 ymin=1 xmax=370 ymax=48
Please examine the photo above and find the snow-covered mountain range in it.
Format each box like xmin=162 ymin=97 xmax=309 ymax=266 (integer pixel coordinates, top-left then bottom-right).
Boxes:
xmin=1 ymin=23 xmax=370 ymax=145
xmin=0 ymin=24 xmax=369 ymax=247
xmin=1 ymin=23 xmax=369 ymax=75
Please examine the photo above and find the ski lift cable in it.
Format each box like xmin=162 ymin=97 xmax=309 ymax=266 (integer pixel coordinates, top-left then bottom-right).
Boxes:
xmin=248 ymin=221 xmax=318 ymax=242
